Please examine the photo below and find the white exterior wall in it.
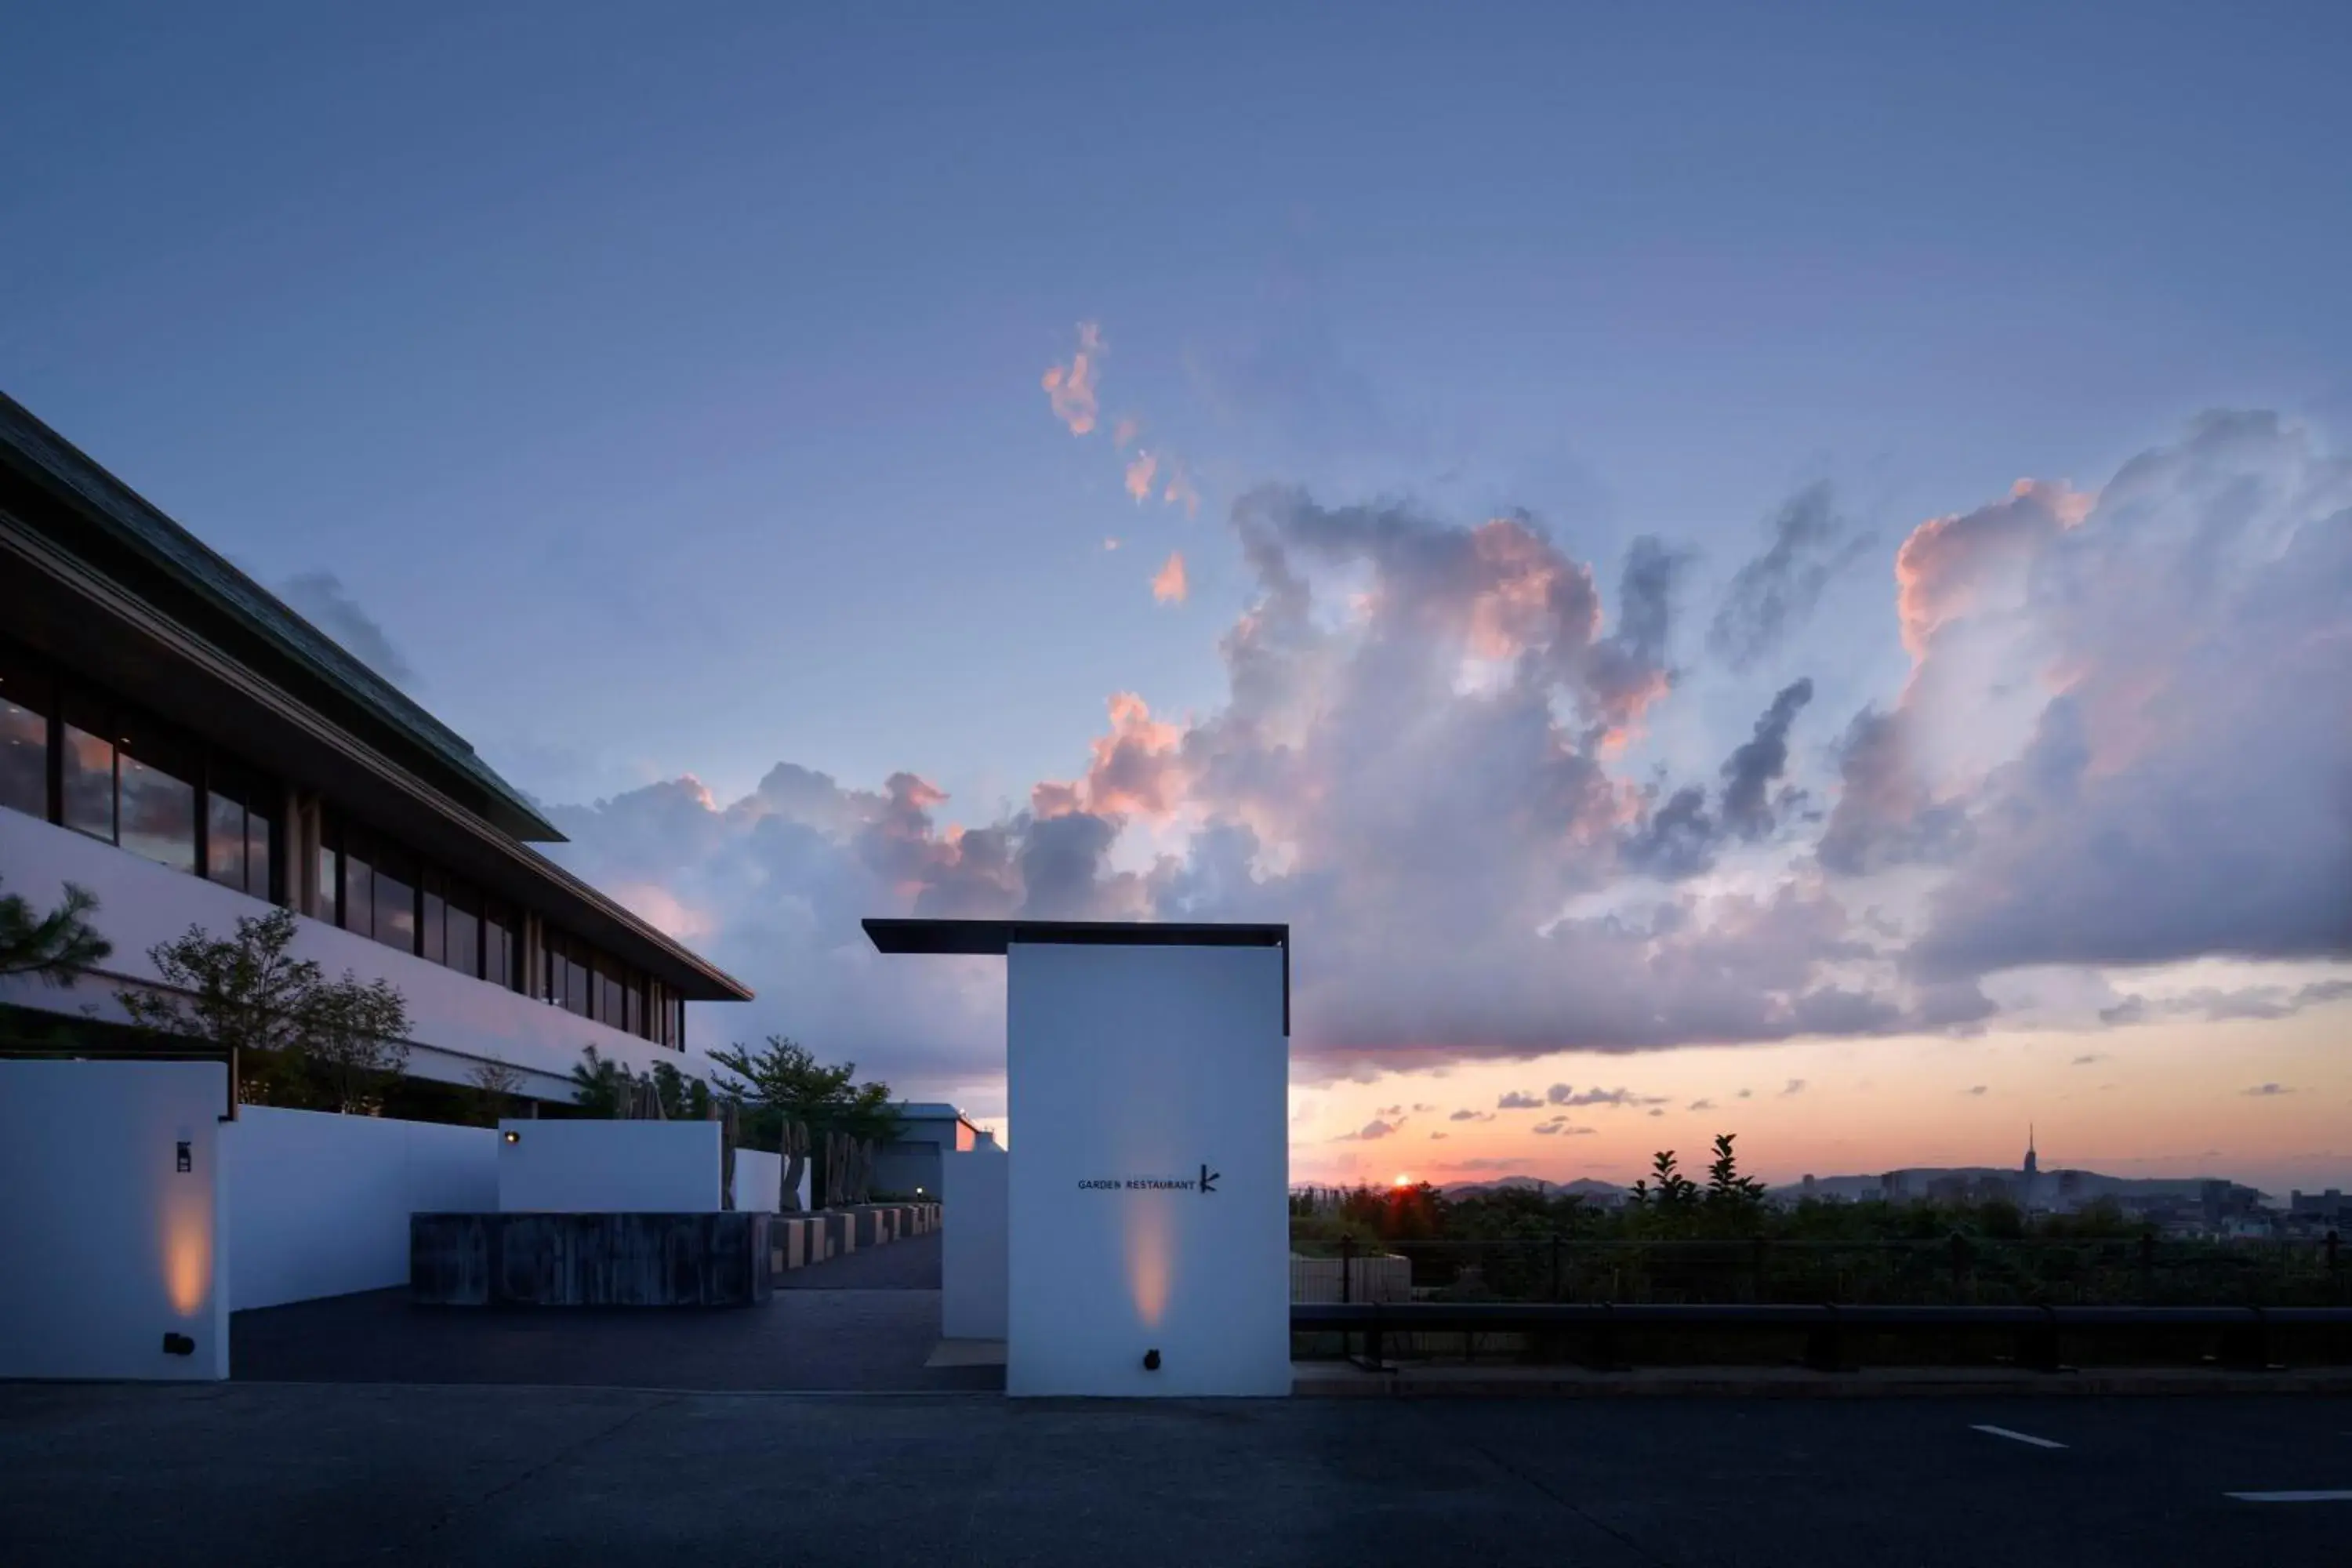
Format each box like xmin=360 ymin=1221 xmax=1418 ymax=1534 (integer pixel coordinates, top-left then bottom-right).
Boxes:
xmin=730 ymin=1147 xmax=783 ymax=1213
xmin=941 ymin=1145 xmax=1008 ymax=1340
xmin=223 ymin=1107 xmax=497 ymax=1310
xmin=0 ymin=807 xmax=701 ymax=1102
xmin=496 ymin=1118 xmax=721 ymax=1212
xmin=0 ymin=1060 xmax=230 ymax=1381
xmin=1004 ymin=942 xmax=1289 ymax=1397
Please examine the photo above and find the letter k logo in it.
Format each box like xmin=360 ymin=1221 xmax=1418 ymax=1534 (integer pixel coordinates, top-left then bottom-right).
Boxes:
xmin=1198 ymin=1163 xmax=1219 ymax=1195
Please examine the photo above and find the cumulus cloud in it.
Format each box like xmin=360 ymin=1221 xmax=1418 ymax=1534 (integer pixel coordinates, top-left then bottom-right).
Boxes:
xmin=1042 ymin=321 xmax=1102 ymax=434
xmin=1498 ymin=1091 xmax=1545 ymax=1109
xmin=2241 ymin=1082 xmax=2291 ymax=1098
xmin=1965 ymin=1084 xmax=1988 ymax=1096
xmin=1151 ymin=550 xmax=1189 ymax=604
xmin=2071 ymin=1054 xmax=2104 ymax=1066
xmin=1623 ymin=677 xmax=1817 ymax=879
xmin=1429 ymin=1131 xmax=1449 ymax=1140
xmin=1450 ymin=1109 xmax=1495 ymax=1122
xmin=1830 ymin=416 xmax=2352 ymax=979
xmin=1687 ymin=1098 xmax=1715 ymax=1111
xmin=1125 ymin=450 xmax=1160 ymax=504
xmin=537 ymin=414 xmax=2350 ymax=1098
xmin=1706 ymin=482 xmax=1874 ymax=670
xmin=1780 ymin=1079 xmax=1807 ymax=1097
xmin=279 ymin=571 xmax=416 ymax=688
xmin=1334 ymin=1117 xmax=1401 ymax=1140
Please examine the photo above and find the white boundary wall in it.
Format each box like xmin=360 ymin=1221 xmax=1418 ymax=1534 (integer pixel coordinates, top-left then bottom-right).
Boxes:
xmin=0 ymin=1060 xmax=230 ymax=1381
xmin=730 ymin=1147 xmax=784 ymax=1213
xmin=1005 ymin=942 xmax=1289 ymax=1396
xmin=498 ymin=1119 xmax=721 ymax=1211
xmin=942 ymin=1145 xmax=1008 ymax=1340
xmin=223 ymin=1107 xmax=497 ymax=1310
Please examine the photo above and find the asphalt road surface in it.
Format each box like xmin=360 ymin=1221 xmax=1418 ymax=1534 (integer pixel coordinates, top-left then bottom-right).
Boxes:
xmin=1 ymin=1385 xmax=2343 ymax=1566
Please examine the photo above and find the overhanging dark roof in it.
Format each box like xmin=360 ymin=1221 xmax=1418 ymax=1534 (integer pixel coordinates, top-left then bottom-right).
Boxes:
xmin=862 ymin=918 xmax=1290 ymax=1034
xmin=0 ymin=390 xmax=558 ymax=841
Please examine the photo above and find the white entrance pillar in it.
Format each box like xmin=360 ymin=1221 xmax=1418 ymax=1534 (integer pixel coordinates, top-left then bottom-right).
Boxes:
xmin=865 ymin=919 xmax=1290 ymax=1397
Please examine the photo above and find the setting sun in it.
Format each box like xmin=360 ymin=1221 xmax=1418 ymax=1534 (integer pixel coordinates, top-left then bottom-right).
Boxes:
xmin=1392 ymin=1174 xmax=1410 ymax=1188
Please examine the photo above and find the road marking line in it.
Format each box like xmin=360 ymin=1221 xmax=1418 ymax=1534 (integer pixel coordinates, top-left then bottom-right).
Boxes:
xmin=1971 ymin=1424 xmax=2067 ymax=1450
xmin=2224 ymin=1491 xmax=2352 ymax=1504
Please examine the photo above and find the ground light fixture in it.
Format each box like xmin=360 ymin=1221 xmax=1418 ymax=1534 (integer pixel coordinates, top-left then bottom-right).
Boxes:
xmin=1142 ymin=1348 xmax=1161 ymax=1371
xmin=161 ymin=1334 xmax=194 ymax=1356
xmin=502 ymin=1131 xmax=521 ymax=1144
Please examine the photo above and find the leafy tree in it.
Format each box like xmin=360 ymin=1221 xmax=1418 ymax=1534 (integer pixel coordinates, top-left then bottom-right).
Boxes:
xmin=118 ymin=906 xmax=411 ymax=1109
xmin=463 ymin=1059 xmax=524 ymax=1127
xmin=0 ymin=874 xmax=111 ymax=985
xmin=567 ymin=1047 xmax=712 ymax=1120
xmin=705 ymin=1034 xmax=899 ymax=1147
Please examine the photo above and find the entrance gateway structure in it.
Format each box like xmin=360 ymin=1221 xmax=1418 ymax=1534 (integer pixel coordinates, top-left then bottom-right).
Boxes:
xmin=864 ymin=919 xmax=1290 ymax=1397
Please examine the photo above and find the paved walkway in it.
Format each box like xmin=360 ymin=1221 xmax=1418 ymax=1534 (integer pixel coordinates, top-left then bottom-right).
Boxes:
xmin=231 ymin=1232 xmax=987 ymax=1392
xmin=3 ymin=1384 xmax=2345 ymax=1566
xmin=778 ymin=1225 xmax=943 ymax=1289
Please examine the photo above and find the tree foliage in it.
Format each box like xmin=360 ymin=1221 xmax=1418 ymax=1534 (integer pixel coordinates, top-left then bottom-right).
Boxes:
xmin=0 ymin=875 xmax=111 ymax=985
xmin=118 ymin=906 xmax=411 ymax=1111
xmin=704 ymin=1034 xmax=899 ymax=1149
xmin=568 ymin=1046 xmax=713 ymax=1120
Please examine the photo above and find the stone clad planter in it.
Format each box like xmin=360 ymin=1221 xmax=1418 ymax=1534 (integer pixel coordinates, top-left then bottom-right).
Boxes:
xmin=411 ymin=1213 xmax=773 ymax=1306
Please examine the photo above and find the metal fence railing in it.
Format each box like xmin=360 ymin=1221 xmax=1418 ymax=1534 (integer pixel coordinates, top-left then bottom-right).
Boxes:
xmin=1287 ymin=1232 xmax=2350 ymax=1309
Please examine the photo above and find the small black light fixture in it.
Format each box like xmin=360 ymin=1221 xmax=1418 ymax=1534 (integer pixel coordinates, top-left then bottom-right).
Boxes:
xmin=1142 ymin=1348 xmax=1161 ymax=1371
xmin=162 ymin=1333 xmax=194 ymax=1356
xmin=502 ymin=1130 xmax=521 ymax=1145
xmin=175 ymin=1141 xmax=192 ymax=1174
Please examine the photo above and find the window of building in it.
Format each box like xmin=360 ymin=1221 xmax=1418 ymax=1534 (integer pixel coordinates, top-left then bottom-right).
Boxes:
xmin=204 ymin=767 xmax=274 ymax=902
xmin=339 ymin=827 xmax=374 ymax=940
xmin=116 ymin=718 xmax=199 ymax=874
xmin=484 ymin=898 xmax=515 ymax=990
xmin=60 ymin=691 xmax=117 ymax=844
xmin=445 ymin=880 xmax=481 ymax=980
xmin=0 ymin=648 xmax=49 ymax=819
xmin=419 ymin=867 xmax=447 ymax=966
xmin=372 ymin=842 xmax=416 ymax=956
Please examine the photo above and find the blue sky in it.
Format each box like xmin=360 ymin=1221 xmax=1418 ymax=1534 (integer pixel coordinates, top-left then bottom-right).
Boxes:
xmin=7 ymin=5 xmax=2349 ymax=1182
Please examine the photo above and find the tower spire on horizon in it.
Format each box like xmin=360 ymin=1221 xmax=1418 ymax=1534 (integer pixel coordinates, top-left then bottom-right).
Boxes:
xmin=2024 ymin=1123 xmax=2038 ymax=1178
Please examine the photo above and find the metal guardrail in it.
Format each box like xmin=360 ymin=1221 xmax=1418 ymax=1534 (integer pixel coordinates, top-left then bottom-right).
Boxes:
xmin=1289 ymin=1232 xmax=2349 ymax=1308
xmin=1290 ymin=1300 xmax=2352 ymax=1372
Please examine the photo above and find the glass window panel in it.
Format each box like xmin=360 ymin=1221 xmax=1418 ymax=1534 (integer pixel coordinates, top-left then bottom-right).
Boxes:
xmin=343 ymin=836 xmax=374 ymax=939
xmin=372 ymin=845 xmax=416 ymax=955
xmin=117 ymin=720 xmax=198 ymax=874
xmin=0 ymin=651 xmax=49 ymax=819
xmin=419 ymin=870 xmax=446 ymax=966
xmin=318 ymin=840 xmax=341 ymax=924
xmin=206 ymin=792 xmax=247 ymax=890
xmin=484 ymin=902 xmax=514 ymax=989
xmin=60 ymin=695 xmax=117 ymax=842
xmin=446 ymin=890 xmax=481 ymax=980
xmin=245 ymin=804 xmax=274 ymax=901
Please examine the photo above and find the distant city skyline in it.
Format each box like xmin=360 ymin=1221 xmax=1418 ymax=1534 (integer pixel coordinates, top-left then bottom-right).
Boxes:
xmin=5 ymin=7 xmax=2347 ymax=1194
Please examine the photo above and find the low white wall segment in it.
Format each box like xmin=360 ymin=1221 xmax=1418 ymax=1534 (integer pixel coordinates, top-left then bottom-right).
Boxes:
xmin=0 ymin=808 xmax=699 ymax=1102
xmin=223 ymin=1107 xmax=497 ymax=1310
xmin=942 ymin=1145 xmax=1008 ymax=1340
xmin=1005 ymin=941 xmax=1290 ymax=1397
xmin=497 ymin=1119 xmax=721 ymax=1212
xmin=0 ymin=1060 xmax=230 ymax=1381
xmin=730 ymin=1148 xmax=782 ymax=1213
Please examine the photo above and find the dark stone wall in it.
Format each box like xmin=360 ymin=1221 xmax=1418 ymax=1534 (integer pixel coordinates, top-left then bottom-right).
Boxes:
xmin=411 ymin=1213 xmax=773 ymax=1307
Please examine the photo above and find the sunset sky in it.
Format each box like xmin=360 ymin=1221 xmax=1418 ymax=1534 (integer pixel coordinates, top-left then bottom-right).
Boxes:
xmin=6 ymin=6 xmax=2348 ymax=1192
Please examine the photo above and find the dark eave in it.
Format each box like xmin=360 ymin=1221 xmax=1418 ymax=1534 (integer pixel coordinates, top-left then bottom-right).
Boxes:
xmin=0 ymin=392 xmax=753 ymax=1003
xmin=863 ymin=917 xmax=1289 ymax=1034
xmin=0 ymin=390 xmax=559 ymax=842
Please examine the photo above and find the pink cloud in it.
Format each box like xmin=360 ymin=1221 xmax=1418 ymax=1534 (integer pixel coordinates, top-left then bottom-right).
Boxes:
xmin=1124 ymin=450 xmax=1160 ymax=504
xmin=1152 ymin=550 xmax=1188 ymax=604
xmin=1042 ymin=321 xmax=1103 ymax=435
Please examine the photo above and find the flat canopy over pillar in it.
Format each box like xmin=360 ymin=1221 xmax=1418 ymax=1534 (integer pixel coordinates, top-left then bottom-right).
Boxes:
xmin=861 ymin=918 xmax=1290 ymax=1036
